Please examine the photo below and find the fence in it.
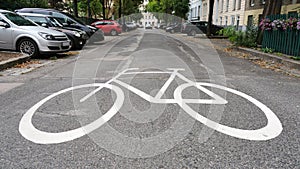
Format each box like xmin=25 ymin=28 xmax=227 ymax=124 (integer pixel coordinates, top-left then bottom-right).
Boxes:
xmin=262 ymin=13 xmax=300 ymax=58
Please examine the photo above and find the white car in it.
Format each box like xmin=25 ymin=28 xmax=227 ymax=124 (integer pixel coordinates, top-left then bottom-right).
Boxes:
xmin=0 ymin=9 xmax=71 ymax=57
xmin=145 ymin=24 xmax=152 ymax=29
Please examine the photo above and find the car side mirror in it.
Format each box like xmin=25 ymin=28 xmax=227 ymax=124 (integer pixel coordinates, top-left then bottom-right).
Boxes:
xmin=0 ymin=21 xmax=9 ymax=28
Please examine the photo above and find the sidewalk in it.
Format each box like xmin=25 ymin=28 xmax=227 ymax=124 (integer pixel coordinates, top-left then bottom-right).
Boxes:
xmin=210 ymin=39 xmax=300 ymax=77
xmin=0 ymin=52 xmax=30 ymax=71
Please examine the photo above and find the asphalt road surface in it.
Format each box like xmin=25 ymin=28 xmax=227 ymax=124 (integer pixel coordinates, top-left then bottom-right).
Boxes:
xmin=0 ymin=29 xmax=299 ymax=168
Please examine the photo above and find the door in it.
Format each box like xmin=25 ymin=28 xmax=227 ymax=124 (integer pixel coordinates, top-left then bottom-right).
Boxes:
xmin=0 ymin=16 xmax=13 ymax=49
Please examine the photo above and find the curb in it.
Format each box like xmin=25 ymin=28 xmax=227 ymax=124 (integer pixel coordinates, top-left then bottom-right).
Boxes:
xmin=237 ymin=47 xmax=300 ymax=71
xmin=0 ymin=53 xmax=30 ymax=71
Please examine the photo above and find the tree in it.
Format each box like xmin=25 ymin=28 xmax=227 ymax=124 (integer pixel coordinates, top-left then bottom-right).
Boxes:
xmin=146 ymin=0 xmax=189 ymax=23
xmin=0 ymin=0 xmax=48 ymax=11
xmin=74 ymin=0 xmax=78 ymax=17
xmin=207 ymin=0 xmax=215 ymax=36
xmin=257 ymin=0 xmax=283 ymax=44
xmin=78 ymin=0 xmax=102 ymax=18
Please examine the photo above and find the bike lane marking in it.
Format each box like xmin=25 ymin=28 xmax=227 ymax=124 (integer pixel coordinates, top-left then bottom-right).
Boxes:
xmin=174 ymin=82 xmax=283 ymax=140
xmin=19 ymin=83 xmax=124 ymax=144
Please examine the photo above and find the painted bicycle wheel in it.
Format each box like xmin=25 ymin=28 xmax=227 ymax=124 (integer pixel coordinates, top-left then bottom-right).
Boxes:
xmin=174 ymin=82 xmax=283 ymax=140
xmin=19 ymin=83 xmax=124 ymax=144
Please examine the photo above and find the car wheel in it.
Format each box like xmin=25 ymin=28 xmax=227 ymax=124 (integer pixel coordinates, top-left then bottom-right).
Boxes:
xmin=110 ymin=29 xmax=118 ymax=36
xmin=171 ymin=29 xmax=175 ymax=33
xmin=18 ymin=38 xmax=39 ymax=58
xmin=69 ymin=37 xmax=76 ymax=50
xmin=191 ymin=30 xmax=197 ymax=36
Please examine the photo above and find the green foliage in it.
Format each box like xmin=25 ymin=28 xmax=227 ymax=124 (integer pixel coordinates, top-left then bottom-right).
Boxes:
xmin=0 ymin=0 xmax=48 ymax=11
xmin=122 ymin=0 xmax=143 ymax=15
xmin=218 ymin=26 xmax=236 ymax=37
xmin=262 ymin=47 xmax=274 ymax=53
xmin=146 ymin=0 xmax=189 ymax=20
xmin=78 ymin=0 xmax=102 ymax=18
xmin=219 ymin=26 xmax=258 ymax=48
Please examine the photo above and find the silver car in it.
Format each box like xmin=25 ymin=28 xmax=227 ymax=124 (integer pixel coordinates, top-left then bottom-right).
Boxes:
xmin=0 ymin=9 xmax=71 ymax=57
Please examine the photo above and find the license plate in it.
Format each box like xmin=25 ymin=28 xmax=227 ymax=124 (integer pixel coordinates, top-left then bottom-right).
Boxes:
xmin=62 ymin=42 xmax=69 ymax=46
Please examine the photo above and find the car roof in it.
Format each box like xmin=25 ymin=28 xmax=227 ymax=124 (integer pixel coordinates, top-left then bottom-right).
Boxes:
xmin=0 ymin=9 xmax=14 ymax=13
xmin=18 ymin=13 xmax=52 ymax=17
xmin=16 ymin=8 xmax=57 ymax=12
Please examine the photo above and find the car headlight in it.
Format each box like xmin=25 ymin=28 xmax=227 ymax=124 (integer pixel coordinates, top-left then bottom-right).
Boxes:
xmin=72 ymin=31 xmax=81 ymax=37
xmin=38 ymin=32 xmax=55 ymax=40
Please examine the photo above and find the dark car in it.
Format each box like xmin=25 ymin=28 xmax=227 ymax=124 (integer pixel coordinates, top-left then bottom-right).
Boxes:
xmin=15 ymin=8 xmax=104 ymax=41
xmin=185 ymin=21 xmax=223 ymax=36
xmin=165 ymin=23 xmax=182 ymax=33
xmin=20 ymin=13 xmax=88 ymax=50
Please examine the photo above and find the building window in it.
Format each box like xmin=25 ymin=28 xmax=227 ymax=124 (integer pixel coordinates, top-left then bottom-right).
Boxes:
xmin=220 ymin=0 xmax=224 ymax=12
xmin=233 ymin=0 xmax=236 ymax=10
xmin=203 ymin=3 xmax=207 ymax=16
xmin=237 ymin=0 xmax=241 ymax=9
xmin=198 ymin=5 xmax=201 ymax=17
xmin=220 ymin=17 xmax=222 ymax=25
xmin=231 ymin=15 xmax=235 ymax=25
xmin=250 ymin=0 xmax=255 ymax=7
xmin=247 ymin=15 xmax=253 ymax=26
xmin=226 ymin=0 xmax=229 ymax=11
xmin=225 ymin=16 xmax=228 ymax=26
xmin=288 ymin=11 xmax=298 ymax=18
xmin=236 ymin=15 xmax=240 ymax=29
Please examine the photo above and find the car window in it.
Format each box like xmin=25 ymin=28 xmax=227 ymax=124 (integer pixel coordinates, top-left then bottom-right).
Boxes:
xmin=96 ymin=21 xmax=106 ymax=25
xmin=52 ymin=12 xmax=75 ymax=25
xmin=3 ymin=12 xmax=36 ymax=26
xmin=48 ymin=17 xmax=63 ymax=27
xmin=107 ymin=22 xmax=114 ymax=25
xmin=26 ymin=16 xmax=48 ymax=26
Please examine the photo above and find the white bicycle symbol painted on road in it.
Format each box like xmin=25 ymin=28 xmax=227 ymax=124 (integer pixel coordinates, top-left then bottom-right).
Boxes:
xmin=19 ymin=68 xmax=283 ymax=144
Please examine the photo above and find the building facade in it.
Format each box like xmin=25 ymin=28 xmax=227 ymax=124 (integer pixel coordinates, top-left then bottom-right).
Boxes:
xmin=198 ymin=0 xmax=247 ymax=30
xmin=139 ymin=0 xmax=159 ymax=27
xmin=244 ymin=0 xmax=300 ymax=27
xmin=188 ymin=0 xmax=202 ymax=21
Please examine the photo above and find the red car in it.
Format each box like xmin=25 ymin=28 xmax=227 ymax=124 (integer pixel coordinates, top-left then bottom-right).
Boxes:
xmin=91 ymin=20 xmax=122 ymax=36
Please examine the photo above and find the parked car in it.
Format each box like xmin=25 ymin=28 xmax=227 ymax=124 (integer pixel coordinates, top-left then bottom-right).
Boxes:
xmin=181 ymin=22 xmax=190 ymax=33
xmin=91 ymin=20 xmax=122 ymax=36
xmin=166 ymin=23 xmax=182 ymax=33
xmin=145 ymin=24 xmax=152 ymax=29
xmin=15 ymin=8 xmax=104 ymax=41
xmin=124 ymin=22 xmax=137 ymax=31
xmin=185 ymin=21 xmax=223 ymax=36
xmin=136 ymin=24 xmax=143 ymax=28
xmin=0 ymin=9 xmax=71 ymax=57
xmin=20 ymin=13 xmax=88 ymax=50
xmin=158 ymin=23 xmax=166 ymax=29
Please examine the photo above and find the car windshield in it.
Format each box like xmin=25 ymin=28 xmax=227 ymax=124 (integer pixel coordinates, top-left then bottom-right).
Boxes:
xmin=48 ymin=17 xmax=63 ymax=27
xmin=25 ymin=16 xmax=49 ymax=26
xmin=3 ymin=12 xmax=36 ymax=26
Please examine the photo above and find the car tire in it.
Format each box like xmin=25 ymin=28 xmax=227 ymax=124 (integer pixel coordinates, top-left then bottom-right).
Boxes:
xmin=18 ymin=38 xmax=39 ymax=58
xmin=171 ymin=29 xmax=175 ymax=33
xmin=110 ymin=29 xmax=118 ymax=36
xmin=69 ymin=37 xmax=76 ymax=50
xmin=190 ymin=30 xmax=197 ymax=36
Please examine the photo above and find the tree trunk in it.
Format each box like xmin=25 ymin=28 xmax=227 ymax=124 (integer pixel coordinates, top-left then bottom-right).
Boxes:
xmin=257 ymin=0 xmax=283 ymax=44
xmin=101 ymin=0 xmax=106 ymax=20
xmin=119 ymin=0 xmax=122 ymax=19
xmin=207 ymin=0 xmax=215 ymax=37
xmin=87 ymin=0 xmax=92 ymax=18
xmin=73 ymin=0 xmax=78 ymax=17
